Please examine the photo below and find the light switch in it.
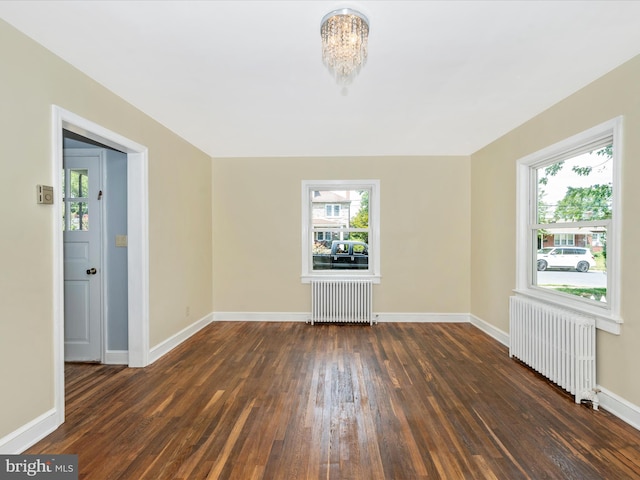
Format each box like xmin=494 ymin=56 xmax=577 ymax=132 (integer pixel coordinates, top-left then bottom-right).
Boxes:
xmin=37 ymin=185 xmax=54 ymax=204
xmin=115 ymin=235 xmax=128 ymax=247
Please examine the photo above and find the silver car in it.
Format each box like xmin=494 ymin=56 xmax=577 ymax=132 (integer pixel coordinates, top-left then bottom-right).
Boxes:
xmin=537 ymin=247 xmax=596 ymax=273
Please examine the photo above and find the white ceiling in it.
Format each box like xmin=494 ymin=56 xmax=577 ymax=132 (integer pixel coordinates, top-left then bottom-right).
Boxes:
xmin=2 ymin=1 xmax=640 ymax=158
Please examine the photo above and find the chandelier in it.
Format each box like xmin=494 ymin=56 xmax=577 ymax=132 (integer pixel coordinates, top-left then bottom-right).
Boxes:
xmin=320 ymin=8 xmax=370 ymax=87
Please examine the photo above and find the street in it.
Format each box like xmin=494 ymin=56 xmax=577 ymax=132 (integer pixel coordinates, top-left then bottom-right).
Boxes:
xmin=537 ymin=269 xmax=606 ymax=287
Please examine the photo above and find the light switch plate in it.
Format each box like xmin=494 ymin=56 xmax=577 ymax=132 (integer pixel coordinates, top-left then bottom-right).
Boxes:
xmin=115 ymin=235 xmax=128 ymax=247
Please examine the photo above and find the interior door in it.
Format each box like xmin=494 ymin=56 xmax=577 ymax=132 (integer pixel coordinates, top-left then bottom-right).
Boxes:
xmin=63 ymin=149 xmax=103 ymax=361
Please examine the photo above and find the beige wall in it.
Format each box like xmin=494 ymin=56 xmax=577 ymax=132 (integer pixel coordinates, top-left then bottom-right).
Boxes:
xmin=471 ymin=54 xmax=640 ymax=406
xmin=0 ymin=20 xmax=212 ymax=439
xmin=212 ymin=156 xmax=471 ymax=315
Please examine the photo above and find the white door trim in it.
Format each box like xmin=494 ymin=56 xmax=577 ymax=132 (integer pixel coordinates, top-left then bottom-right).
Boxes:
xmin=52 ymin=105 xmax=150 ymax=427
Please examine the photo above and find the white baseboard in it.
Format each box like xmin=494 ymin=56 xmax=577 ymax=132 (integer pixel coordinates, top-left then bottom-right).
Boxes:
xmin=0 ymin=409 xmax=58 ymax=454
xmin=597 ymin=385 xmax=640 ymax=431
xmin=375 ymin=312 xmax=470 ymax=323
xmin=469 ymin=314 xmax=510 ymax=347
xmin=213 ymin=312 xmax=309 ymax=322
xmin=149 ymin=312 xmax=214 ymax=364
xmin=104 ymin=350 xmax=128 ymax=365
xmin=213 ymin=312 xmax=471 ymax=323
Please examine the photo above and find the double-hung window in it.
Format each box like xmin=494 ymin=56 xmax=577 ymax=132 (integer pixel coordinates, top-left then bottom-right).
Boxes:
xmin=516 ymin=117 xmax=622 ymax=333
xmin=302 ymin=180 xmax=380 ymax=282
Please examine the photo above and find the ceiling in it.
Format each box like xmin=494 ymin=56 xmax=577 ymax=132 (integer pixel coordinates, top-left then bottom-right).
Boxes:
xmin=2 ymin=1 xmax=640 ymax=158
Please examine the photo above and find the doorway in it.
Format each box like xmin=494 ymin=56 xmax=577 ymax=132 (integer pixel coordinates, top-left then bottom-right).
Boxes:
xmin=52 ymin=106 xmax=149 ymax=426
xmin=62 ymin=136 xmax=130 ymax=363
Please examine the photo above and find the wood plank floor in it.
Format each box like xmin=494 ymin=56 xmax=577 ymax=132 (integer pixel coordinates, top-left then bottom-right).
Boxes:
xmin=28 ymin=322 xmax=640 ymax=479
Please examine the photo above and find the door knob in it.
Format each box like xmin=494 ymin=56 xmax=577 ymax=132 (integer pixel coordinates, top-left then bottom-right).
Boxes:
xmin=86 ymin=267 xmax=97 ymax=275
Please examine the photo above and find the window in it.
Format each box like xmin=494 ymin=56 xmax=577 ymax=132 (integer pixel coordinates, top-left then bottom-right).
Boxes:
xmin=62 ymin=168 xmax=90 ymax=231
xmin=325 ymin=204 xmax=341 ymax=217
xmin=315 ymin=231 xmax=334 ymax=242
xmin=592 ymin=232 xmax=605 ymax=247
xmin=516 ymin=117 xmax=622 ymax=332
xmin=302 ymin=180 xmax=380 ymax=281
xmin=553 ymin=234 xmax=575 ymax=246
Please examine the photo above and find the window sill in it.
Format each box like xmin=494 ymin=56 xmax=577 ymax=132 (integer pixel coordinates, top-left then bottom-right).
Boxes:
xmin=302 ymin=273 xmax=381 ymax=284
xmin=513 ymin=288 xmax=622 ymax=335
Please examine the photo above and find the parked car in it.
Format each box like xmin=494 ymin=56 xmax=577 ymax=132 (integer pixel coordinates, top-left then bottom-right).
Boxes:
xmin=537 ymin=247 xmax=596 ymax=272
xmin=313 ymin=240 xmax=368 ymax=270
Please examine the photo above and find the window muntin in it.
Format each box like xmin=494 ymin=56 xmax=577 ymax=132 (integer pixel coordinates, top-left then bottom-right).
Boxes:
xmin=516 ymin=117 xmax=621 ymax=331
xmin=302 ymin=180 xmax=380 ymax=281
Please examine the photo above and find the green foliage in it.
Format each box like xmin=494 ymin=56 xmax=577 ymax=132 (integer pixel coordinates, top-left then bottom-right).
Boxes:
xmin=537 ymin=188 xmax=550 ymax=223
xmin=350 ymin=190 xmax=369 ymax=243
xmin=571 ymin=166 xmax=592 ymax=176
xmin=596 ymin=145 xmax=613 ymax=158
xmin=550 ymin=286 xmax=607 ymax=302
xmin=553 ymin=184 xmax=612 ymax=221
xmin=593 ymin=251 xmax=606 ymax=269
xmin=540 ymin=162 xmax=564 ymax=184
xmin=538 ymin=145 xmax=613 ymax=224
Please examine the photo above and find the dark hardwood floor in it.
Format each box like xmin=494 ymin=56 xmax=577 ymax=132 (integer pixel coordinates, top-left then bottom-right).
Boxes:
xmin=28 ymin=322 xmax=640 ymax=479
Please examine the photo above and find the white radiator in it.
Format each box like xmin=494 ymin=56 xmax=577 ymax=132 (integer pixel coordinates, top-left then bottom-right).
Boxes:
xmin=311 ymin=279 xmax=373 ymax=325
xmin=509 ymin=296 xmax=599 ymax=409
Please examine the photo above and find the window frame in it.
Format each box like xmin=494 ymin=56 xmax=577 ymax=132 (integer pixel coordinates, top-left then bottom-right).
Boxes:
xmin=515 ymin=117 xmax=623 ymax=334
xmin=301 ymin=179 xmax=380 ymax=283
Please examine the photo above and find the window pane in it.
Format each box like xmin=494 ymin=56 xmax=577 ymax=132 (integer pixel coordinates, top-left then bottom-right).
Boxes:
xmin=536 ymin=146 xmax=612 ymax=224
xmin=312 ymin=189 xmax=369 ymax=229
xmin=534 ymin=227 xmax=607 ymax=302
xmin=314 ymin=231 xmax=334 ymax=250
xmin=312 ymin=235 xmax=369 ymax=271
xmin=61 ymin=171 xmax=66 ymax=230
xmin=69 ymin=169 xmax=89 ymax=198
xmin=69 ymin=202 xmax=89 ymax=231
xmin=313 ymin=231 xmax=368 ymax=248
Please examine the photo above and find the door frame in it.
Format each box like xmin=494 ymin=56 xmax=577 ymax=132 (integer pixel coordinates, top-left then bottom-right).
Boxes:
xmin=52 ymin=105 xmax=150 ymax=426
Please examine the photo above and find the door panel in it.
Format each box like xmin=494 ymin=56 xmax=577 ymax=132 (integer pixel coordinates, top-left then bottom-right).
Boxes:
xmin=64 ymin=282 xmax=90 ymax=341
xmin=63 ymin=150 xmax=103 ymax=362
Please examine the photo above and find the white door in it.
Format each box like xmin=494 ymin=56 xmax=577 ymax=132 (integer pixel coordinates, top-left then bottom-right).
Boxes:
xmin=63 ymin=149 xmax=104 ymax=362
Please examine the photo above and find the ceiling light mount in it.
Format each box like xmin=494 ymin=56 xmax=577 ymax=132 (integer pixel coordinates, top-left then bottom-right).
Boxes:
xmin=320 ymin=8 xmax=369 ymax=87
